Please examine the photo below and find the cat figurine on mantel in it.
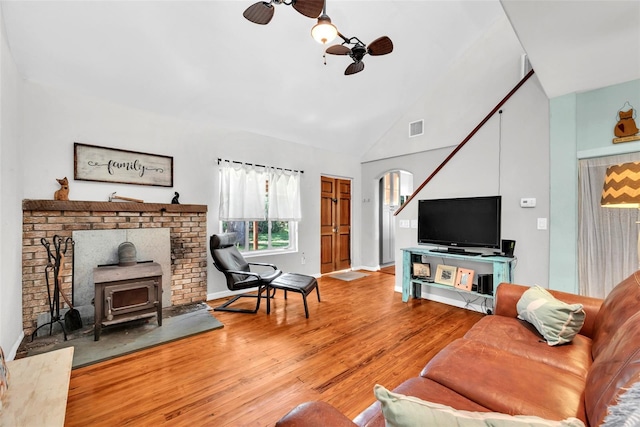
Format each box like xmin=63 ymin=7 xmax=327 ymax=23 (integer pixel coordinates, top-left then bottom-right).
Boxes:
xmin=54 ymin=177 xmax=69 ymax=201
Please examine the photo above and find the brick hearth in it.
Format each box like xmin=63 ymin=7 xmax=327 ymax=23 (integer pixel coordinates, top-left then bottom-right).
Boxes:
xmin=22 ymin=200 xmax=208 ymax=335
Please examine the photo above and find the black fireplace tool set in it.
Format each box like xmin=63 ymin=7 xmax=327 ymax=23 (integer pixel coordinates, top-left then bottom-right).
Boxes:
xmin=31 ymin=235 xmax=82 ymax=341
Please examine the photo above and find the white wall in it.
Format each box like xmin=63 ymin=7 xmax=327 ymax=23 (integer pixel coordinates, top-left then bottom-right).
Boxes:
xmin=13 ymin=81 xmax=361 ymax=345
xmin=362 ymin=16 xmax=528 ymax=266
xmin=362 ymin=17 xmax=526 ymax=163
xmin=360 ymin=16 xmax=551 ymax=309
xmin=388 ymin=78 xmax=549 ymax=310
xmin=0 ymin=6 xmax=25 ymax=358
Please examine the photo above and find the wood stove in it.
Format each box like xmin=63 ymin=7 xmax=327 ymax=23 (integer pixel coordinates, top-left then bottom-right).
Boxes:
xmin=93 ymin=262 xmax=163 ymax=341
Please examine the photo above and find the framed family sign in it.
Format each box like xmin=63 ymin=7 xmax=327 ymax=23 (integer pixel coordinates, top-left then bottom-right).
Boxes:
xmin=74 ymin=143 xmax=173 ymax=187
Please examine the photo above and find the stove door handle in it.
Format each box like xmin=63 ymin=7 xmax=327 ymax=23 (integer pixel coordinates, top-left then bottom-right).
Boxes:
xmin=106 ymin=296 xmax=114 ymax=321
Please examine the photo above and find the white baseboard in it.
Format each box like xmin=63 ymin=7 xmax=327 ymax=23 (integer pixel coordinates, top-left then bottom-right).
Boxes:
xmin=207 ymin=288 xmax=256 ymax=302
xmin=354 ymin=265 xmax=380 ymax=272
xmin=7 ymin=331 xmax=25 ymax=361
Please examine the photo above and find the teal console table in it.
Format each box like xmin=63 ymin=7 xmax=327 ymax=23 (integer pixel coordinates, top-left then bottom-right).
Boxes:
xmin=401 ymin=247 xmax=516 ymax=303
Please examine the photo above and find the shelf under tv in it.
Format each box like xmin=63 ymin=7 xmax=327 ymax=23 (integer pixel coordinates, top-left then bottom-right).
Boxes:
xmin=409 ymin=277 xmax=494 ymax=300
xmin=400 ymin=247 xmax=516 ymax=310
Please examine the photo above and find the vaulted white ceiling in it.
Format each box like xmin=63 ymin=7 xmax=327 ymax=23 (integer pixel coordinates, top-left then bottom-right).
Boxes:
xmin=501 ymin=0 xmax=640 ymax=99
xmin=2 ymin=1 xmax=638 ymax=158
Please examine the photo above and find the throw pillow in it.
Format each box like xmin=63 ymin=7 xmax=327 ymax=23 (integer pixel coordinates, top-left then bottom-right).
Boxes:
xmin=516 ymin=285 xmax=585 ymax=346
xmin=374 ymin=385 xmax=585 ymax=427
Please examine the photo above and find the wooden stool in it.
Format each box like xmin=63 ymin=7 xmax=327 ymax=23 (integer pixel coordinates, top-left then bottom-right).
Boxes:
xmin=267 ymin=273 xmax=320 ymax=318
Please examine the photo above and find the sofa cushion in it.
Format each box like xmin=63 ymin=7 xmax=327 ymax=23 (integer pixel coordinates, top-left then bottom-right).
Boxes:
xmin=592 ymin=271 xmax=640 ymax=359
xmin=421 ymin=338 xmax=587 ymax=423
xmin=464 ymin=316 xmax=593 ymax=377
xmin=516 ymin=286 xmax=585 ymax=346
xmin=374 ymin=385 xmax=585 ymax=427
xmin=354 ymin=377 xmax=490 ymax=427
xmin=585 ymin=311 xmax=640 ymax=426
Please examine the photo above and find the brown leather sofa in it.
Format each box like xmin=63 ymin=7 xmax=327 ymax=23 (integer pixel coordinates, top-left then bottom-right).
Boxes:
xmin=276 ymin=271 xmax=640 ymax=426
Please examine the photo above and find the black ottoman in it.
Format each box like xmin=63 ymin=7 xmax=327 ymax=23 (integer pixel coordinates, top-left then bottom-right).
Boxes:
xmin=267 ymin=273 xmax=320 ymax=318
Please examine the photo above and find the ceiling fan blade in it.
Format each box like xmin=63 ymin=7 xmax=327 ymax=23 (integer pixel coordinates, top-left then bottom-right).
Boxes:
xmin=292 ymin=0 xmax=324 ymax=18
xmin=243 ymin=2 xmax=275 ymax=25
xmin=345 ymin=62 xmax=365 ymax=76
xmin=326 ymin=45 xmax=351 ymax=55
xmin=367 ymin=36 xmax=393 ymax=56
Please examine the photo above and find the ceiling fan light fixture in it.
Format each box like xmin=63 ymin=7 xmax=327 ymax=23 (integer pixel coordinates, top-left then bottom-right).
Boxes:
xmin=311 ymin=14 xmax=337 ymax=44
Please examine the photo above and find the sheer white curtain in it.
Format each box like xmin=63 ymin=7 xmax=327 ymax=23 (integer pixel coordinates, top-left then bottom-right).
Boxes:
xmin=268 ymin=168 xmax=302 ymax=221
xmin=578 ymin=153 xmax=640 ymax=298
xmin=219 ymin=161 xmax=267 ymax=221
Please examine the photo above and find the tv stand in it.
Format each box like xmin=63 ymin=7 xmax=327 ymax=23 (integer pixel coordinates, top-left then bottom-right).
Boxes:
xmin=401 ymin=247 xmax=515 ymax=305
xmin=430 ymin=248 xmax=482 ymax=256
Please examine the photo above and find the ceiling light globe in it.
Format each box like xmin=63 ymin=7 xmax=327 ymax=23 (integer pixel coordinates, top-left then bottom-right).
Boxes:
xmin=311 ymin=15 xmax=337 ymax=45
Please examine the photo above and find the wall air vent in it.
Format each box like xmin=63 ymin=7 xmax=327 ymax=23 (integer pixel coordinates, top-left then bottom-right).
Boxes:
xmin=409 ymin=120 xmax=424 ymax=138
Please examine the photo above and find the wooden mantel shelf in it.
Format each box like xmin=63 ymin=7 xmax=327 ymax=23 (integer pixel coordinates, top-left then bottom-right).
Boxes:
xmin=22 ymin=199 xmax=207 ymax=213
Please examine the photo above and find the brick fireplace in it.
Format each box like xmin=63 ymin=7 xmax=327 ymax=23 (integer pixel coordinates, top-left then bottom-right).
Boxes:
xmin=22 ymin=200 xmax=208 ymax=335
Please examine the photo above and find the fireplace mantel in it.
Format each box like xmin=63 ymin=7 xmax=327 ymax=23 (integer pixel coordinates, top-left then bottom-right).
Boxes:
xmin=23 ymin=199 xmax=207 ymax=213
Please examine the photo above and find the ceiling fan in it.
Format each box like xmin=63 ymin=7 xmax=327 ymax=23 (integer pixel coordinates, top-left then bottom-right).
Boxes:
xmin=325 ymin=34 xmax=393 ymax=75
xmin=243 ymin=0 xmax=324 ymax=25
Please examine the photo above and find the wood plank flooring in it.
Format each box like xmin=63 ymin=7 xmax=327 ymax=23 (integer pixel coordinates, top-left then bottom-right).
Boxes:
xmin=379 ymin=265 xmax=395 ymax=275
xmin=65 ymin=271 xmax=484 ymax=426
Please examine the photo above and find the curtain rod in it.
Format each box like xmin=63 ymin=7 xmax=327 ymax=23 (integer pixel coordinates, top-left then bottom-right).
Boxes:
xmin=217 ymin=158 xmax=304 ymax=174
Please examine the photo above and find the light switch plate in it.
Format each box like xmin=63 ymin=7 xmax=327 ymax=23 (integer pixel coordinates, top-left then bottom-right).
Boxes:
xmin=537 ymin=218 xmax=547 ymax=230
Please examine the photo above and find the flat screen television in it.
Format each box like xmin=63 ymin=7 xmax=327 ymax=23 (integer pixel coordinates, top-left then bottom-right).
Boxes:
xmin=418 ymin=196 xmax=501 ymax=253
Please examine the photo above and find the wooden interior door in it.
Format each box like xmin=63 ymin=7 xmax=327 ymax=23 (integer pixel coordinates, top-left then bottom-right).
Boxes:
xmin=321 ymin=176 xmax=351 ymax=274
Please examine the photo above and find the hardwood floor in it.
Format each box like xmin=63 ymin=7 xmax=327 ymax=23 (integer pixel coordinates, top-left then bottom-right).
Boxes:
xmin=65 ymin=271 xmax=484 ymax=426
xmin=379 ymin=265 xmax=395 ymax=275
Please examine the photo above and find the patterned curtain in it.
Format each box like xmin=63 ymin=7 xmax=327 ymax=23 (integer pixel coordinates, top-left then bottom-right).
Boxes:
xmin=578 ymin=153 xmax=640 ymax=298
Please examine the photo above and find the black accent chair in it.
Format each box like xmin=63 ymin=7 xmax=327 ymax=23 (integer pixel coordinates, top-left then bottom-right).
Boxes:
xmin=210 ymin=233 xmax=282 ymax=313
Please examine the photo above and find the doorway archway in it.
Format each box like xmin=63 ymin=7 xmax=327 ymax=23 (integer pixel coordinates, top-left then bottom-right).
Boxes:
xmin=379 ymin=170 xmax=413 ymax=266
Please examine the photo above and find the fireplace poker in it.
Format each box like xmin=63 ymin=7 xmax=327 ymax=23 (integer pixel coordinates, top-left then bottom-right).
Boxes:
xmin=55 ymin=236 xmax=82 ymax=331
xmin=31 ymin=237 xmax=68 ymax=341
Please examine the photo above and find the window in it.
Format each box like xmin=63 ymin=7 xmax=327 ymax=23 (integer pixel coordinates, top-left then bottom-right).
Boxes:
xmin=221 ymin=220 xmax=296 ymax=252
xmin=219 ymin=161 xmax=301 ymax=254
